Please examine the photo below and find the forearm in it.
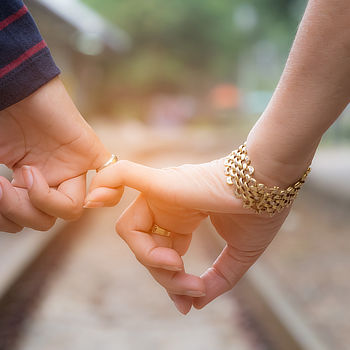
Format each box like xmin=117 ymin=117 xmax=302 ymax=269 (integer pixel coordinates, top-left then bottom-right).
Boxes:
xmin=247 ymin=0 xmax=350 ymax=187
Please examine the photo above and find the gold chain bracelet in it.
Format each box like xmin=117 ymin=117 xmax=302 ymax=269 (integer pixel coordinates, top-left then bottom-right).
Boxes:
xmin=224 ymin=142 xmax=311 ymax=216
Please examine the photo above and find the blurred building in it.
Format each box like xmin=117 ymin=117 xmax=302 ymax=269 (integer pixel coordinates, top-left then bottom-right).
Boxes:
xmin=25 ymin=0 xmax=131 ymax=116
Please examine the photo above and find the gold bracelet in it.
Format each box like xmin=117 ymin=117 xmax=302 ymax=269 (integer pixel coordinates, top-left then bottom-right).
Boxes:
xmin=224 ymin=142 xmax=311 ymax=216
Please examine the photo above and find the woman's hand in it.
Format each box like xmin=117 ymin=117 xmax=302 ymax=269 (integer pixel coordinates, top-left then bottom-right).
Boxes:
xmin=86 ymin=159 xmax=290 ymax=313
xmin=0 ymin=77 xmax=122 ymax=232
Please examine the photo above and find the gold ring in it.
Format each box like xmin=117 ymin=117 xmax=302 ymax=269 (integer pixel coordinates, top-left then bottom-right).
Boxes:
xmin=97 ymin=154 xmax=118 ymax=172
xmin=151 ymin=224 xmax=171 ymax=237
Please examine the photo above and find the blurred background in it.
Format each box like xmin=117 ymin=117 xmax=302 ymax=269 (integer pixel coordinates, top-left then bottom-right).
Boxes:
xmin=0 ymin=0 xmax=349 ymax=349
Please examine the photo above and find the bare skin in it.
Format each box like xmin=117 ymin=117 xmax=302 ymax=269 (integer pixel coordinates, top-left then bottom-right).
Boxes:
xmin=0 ymin=77 xmax=122 ymax=232
xmin=84 ymin=0 xmax=350 ymax=314
xmin=85 ymin=159 xmax=290 ymax=313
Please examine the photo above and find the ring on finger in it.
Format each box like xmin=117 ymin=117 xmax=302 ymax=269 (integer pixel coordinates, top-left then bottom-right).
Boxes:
xmin=96 ymin=154 xmax=118 ymax=172
xmin=151 ymin=224 xmax=171 ymax=237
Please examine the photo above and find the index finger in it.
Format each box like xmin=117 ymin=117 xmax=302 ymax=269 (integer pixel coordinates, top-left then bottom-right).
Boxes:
xmin=116 ymin=194 xmax=184 ymax=270
xmin=116 ymin=194 xmax=205 ymax=295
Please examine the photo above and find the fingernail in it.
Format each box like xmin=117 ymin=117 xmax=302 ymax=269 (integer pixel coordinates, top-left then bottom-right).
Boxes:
xmin=185 ymin=291 xmax=206 ymax=297
xmin=160 ymin=265 xmax=183 ymax=272
xmin=22 ymin=166 xmax=33 ymax=189
xmin=0 ymin=184 xmax=3 ymax=200
xmin=83 ymin=201 xmax=105 ymax=208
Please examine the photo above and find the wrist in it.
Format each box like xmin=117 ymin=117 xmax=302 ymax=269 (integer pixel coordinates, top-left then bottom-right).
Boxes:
xmin=245 ymin=127 xmax=317 ymax=189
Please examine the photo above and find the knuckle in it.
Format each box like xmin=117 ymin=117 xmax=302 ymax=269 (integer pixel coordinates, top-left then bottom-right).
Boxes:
xmin=35 ymin=217 xmax=56 ymax=232
xmin=135 ymin=256 xmax=146 ymax=266
xmin=30 ymin=187 xmax=51 ymax=205
xmin=114 ymin=160 xmax=130 ymax=181
xmin=10 ymin=225 xmax=24 ymax=234
xmin=145 ymin=246 xmax=158 ymax=265
xmin=227 ymin=245 xmax=265 ymax=265
xmin=3 ymin=225 xmax=23 ymax=234
xmin=2 ymin=201 xmax=17 ymax=217
xmin=210 ymin=266 xmax=235 ymax=290
xmin=65 ymin=206 xmax=83 ymax=221
xmin=112 ymin=187 xmax=124 ymax=204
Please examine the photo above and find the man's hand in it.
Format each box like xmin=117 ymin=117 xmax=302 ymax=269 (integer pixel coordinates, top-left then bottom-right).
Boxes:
xmin=0 ymin=77 xmax=122 ymax=232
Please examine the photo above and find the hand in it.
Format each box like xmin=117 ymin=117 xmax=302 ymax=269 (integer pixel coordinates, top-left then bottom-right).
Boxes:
xmin=0 ymin=77 xmax=122 ymax=232
xmin=85 ymin=159 xmax=289 ymax=314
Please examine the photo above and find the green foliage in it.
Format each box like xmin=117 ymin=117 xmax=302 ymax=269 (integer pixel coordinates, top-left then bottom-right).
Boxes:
xmin=83 ymin=0 xmax=305 ymax=94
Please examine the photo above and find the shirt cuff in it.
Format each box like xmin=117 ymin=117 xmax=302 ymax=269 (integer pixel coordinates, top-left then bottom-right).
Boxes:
xmin=0 ymin=47 xmax=61 ymax=110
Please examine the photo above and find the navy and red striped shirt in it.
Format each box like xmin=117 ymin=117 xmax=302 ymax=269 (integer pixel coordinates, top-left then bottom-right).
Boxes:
xmin=0 ymin=0 xmax=60 ymax=110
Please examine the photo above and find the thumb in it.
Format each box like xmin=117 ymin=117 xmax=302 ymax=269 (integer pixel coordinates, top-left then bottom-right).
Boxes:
xmin=193 ymin=244 xmax=262 ymax=309
xmin=86 ymin=160 xmax=164 ymax=206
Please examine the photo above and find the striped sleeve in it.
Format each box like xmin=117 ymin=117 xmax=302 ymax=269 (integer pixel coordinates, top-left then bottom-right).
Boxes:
xmin=0 ymin=0 xmax=60 ymax=110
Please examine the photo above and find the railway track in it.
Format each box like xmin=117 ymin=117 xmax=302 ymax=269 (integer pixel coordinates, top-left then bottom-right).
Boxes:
xmin=0 ymin=205 xmax=324 ymax=350
xmin=0 ymin=217 xmax=90 ymax=350
xmin=0 ymin=125 xmax=345 ymax=350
